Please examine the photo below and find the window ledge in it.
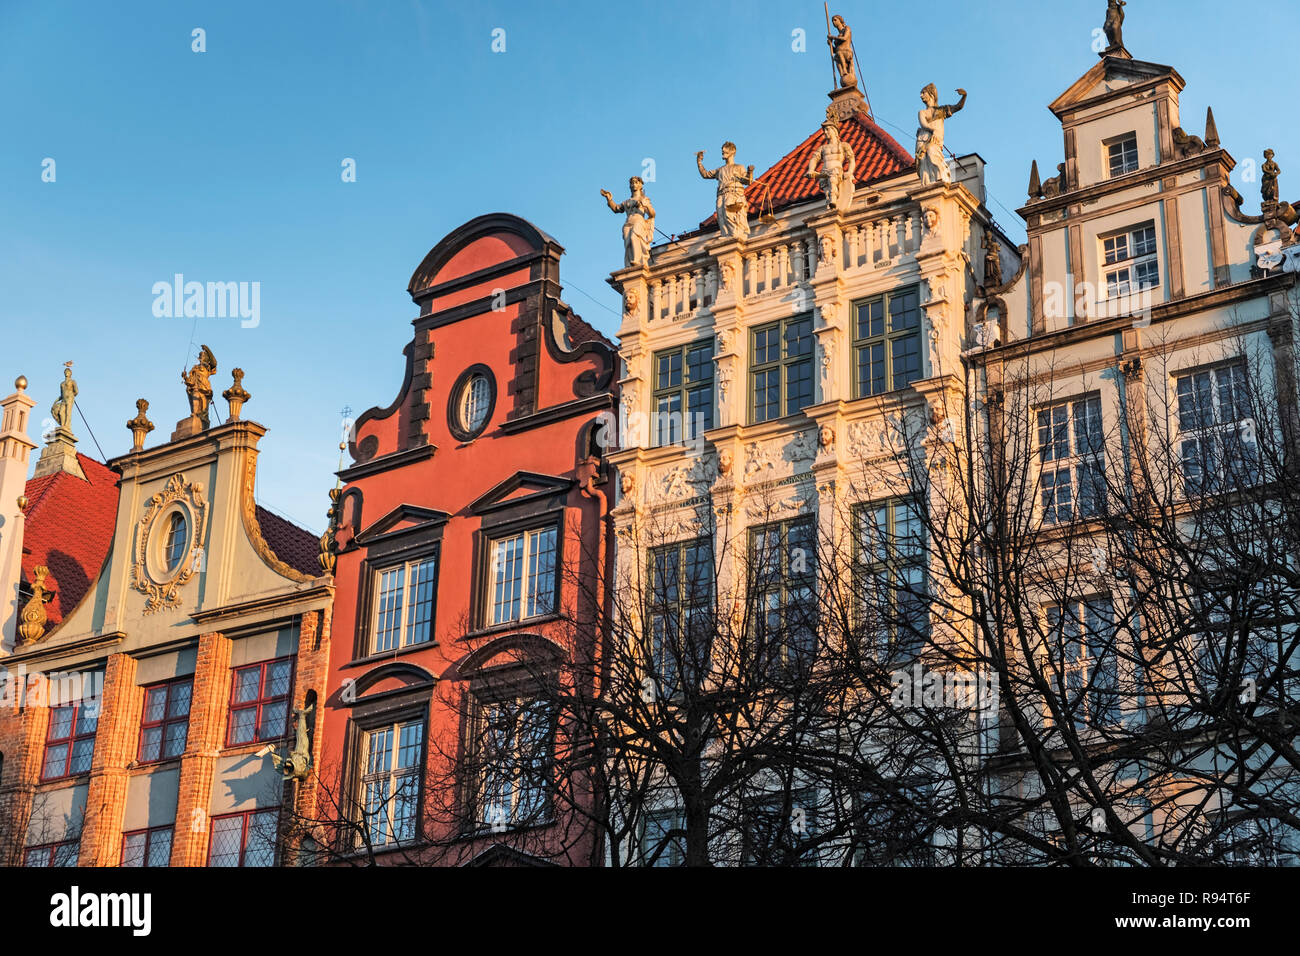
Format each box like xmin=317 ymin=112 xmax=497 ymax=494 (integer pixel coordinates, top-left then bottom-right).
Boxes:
xmin=342 ymin=641 xmax=439 ymax=670
xmin=462 ymin=614 xmax=562 ymax=642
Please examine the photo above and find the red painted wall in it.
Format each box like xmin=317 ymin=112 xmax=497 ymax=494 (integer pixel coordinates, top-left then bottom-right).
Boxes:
xmin=320 ymin=214 xmax=615 ymax=866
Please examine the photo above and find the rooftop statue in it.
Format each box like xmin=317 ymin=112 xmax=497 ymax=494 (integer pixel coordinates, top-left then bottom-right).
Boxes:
xmin=50 ymin=363 xmax=77 ymax=432
xmin=183 ymin=344 xmax=217 ymax=428
xmin=807 ymin=110 xmax=857 ymax=212
xmin=915 ymin=83 xmax=966 ymax=186
xmin=698 ymin=142 xmax=755 ymax=240
xmin=1103 ymin=0 xmax=1127 ymax=53
xmin=601 ymin=176 xmax=656 ymax=269
xmin=826 ymin=13 xmax=856 ymax=90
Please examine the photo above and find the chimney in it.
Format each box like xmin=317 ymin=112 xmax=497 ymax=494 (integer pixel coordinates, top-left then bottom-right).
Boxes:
xmin=0 ymin=377 xmax=38 ymax=654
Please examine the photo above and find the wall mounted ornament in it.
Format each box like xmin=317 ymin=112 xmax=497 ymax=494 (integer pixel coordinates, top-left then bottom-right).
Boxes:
xmin=130 ymin=473 xmax=211 ymax=614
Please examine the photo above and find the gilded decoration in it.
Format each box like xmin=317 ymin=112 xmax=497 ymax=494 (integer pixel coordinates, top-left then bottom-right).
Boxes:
xmin=130 ymin=473 xmax=210 ymax=614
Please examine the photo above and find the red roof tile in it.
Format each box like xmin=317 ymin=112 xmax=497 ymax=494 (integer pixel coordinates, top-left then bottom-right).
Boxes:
xmin=255 ymin=505 xmax=321 ymax=577
xmin=561 ymin=310 xmax=614 ymax=350
xmin=21 ymin=454 xmax=119 ymax=631
xmin=700 ymin=109 xmax=914 ymax=231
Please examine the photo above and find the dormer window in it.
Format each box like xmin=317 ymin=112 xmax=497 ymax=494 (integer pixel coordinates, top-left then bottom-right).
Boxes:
xmin=1106 ymin=133 xmax=1139 ymax=178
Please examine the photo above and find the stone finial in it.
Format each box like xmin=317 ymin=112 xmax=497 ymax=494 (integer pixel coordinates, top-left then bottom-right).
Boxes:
xmin=1204 ymin=107 xmax=1220 ymax=149
xmin=1027 ymin=159 xmax=1043 ymax=200
xmin=18 ymin=565 xmax=53 ymax=645
xmin=223 ymin=368 xmax=251 ymax=422
xmin=15 ymin=375 xmax=28 ymax=392
xmin=126 ymin=398 xmax=154 ymax=452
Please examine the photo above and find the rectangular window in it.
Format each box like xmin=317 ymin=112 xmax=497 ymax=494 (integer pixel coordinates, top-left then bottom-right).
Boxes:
xmin=138 ymin=678 xmax=192 ymax=764
xmin=227 ymin=656 xmax=293 ymax=746
xmin=477 ymin=697 xmax=552 ymax=831
xmin=641 ymin=807 xmax=686 ymax=867
xmin=854 ymin=286 xmax=922 ymax=397
xmin=24 ymin=840 xmax=79 ymax=867
xmin=207 ymin=808 xmax=278 ymax=867
xmin=1045 ymin=597 xmax=1119 ymax=728
xmin=1176 ymin=362 xmax=1258 ymax=495
xmin=1106 ymin=133 xmax=1139 ymax=178
xmin=372 ymin=553 xmax=439 ymax=653
xmin=750 ymin=314 xmax=814 ymax=423
xmin=42 ymin=699 xmax=99 ymax=781
xmin=742 ymin=789 xmax=817 ymax=866
xmin=121 ymin=825 xmax=173 ymax=867
xmin=1037 ymin=394 xmax=1104 ymax=524
xmin=748 ymin=516 xmax=818 ymax=677
xmin=488 ymin=526 xmax=558 ymax=626
xmin=1101 ymin=223 xmax=1159 ymax=298
xmin=653 ymin=341 xmax=714 ymax=446
xmin=646 ymin=539 xmax=713 ymax=698
xmin=360 ymin=719 xmax=424 ymax=848
xmin=855 ymin=500 xmax=927 ymax=660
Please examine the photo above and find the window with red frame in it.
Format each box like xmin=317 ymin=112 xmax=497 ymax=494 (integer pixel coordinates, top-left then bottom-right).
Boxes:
xmin=24 ymin=840 xmax=78 ymax=867
xmin=227 ymin=657 xmax=292 ymax=746
xmin=207 ymin=809 xmax=278 ymax=867
xmin=41 ymin=700 xmax=99 ymax=781
xmin=138 ymin=678 xmax=192 ymax=763
xmin=121 ymin=825 xmax=173 ymax=867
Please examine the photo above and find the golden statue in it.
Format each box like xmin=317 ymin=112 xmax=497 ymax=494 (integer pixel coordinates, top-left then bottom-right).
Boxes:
xmin=18 ymin=565 xmax=54 ymax=645
xmin=182 ymin=345 xmax=217 ymax=428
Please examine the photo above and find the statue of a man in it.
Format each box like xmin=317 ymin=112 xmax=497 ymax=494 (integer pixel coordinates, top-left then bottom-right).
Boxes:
xmin=827 ymin=14 xmax=856 ymax=89
xmin=183 ymin=344 xmax=217 ymax=427
xmin=50 ymin=364 xmax=77 ymax=430
xmin=600 ymin=176 xmax=656 ymax=269
xmin=1103 ymin=0 xmax=1127 ymax=52
xmin=982 ymin=229 xmax=1003 ymax=290
xmin=1262 ymin=149 xmax=1281 ymax=205
xmin=916 ymin=84 xmax=967 ymax=186
xmin=698 ymin=142 xmax=755 ymax=240
xmin=807 ymin=113 xmax=857 ymax=212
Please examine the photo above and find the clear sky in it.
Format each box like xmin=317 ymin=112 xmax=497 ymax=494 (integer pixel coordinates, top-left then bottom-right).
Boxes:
xmin=2 ymin=0 xmax=1295 ymax=533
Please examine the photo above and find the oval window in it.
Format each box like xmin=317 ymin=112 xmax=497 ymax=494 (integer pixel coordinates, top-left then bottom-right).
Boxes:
xmin=163 ymin=512 xmax=188 ymax=572
xmin=458 ymin=374 xmax=491 ymax=435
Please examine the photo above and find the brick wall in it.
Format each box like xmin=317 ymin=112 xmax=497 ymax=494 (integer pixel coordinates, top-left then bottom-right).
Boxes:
xmin=77 ymin=652 xmax=141 ymax=865
xmin=171 ymin=631 xmax=231 ymax=866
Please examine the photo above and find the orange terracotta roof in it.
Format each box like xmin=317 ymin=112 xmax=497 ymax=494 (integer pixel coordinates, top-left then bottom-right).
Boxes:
xmin=255 ymin=505 xmax=321 ymax=577
xmin=699 ymin=109 xmax=914 ymax=231
xmin=21 ymin=454 xmax=119 ymax=630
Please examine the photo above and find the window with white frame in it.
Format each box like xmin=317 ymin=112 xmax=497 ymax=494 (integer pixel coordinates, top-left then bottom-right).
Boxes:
xmin=476 ymin=696 xmax=552 ymax=831
xmin=1037 ymin=394 xmax=1105 ymax=524
xmin=1106 ymin=133 xmax=1139 ymax=178
xmin=640 ymin=806 xmax=686 ymax=867
xmin=372 ymin=553 xmax=438 ymax=653
xmin=1176 ymin=361 xmax=1259 ymax=495
xmin=360 ymin=719 xmax=424 ymax=848
xmin=487 ymin=526 xmax=557 ymax=626
xmin=1101 ymin=223 xmax=1159 ymax=298
xmin=646 ymin=538 xmax=713 ymax=699
xmin=1044 ymin=596 xmax=1119 ymax=729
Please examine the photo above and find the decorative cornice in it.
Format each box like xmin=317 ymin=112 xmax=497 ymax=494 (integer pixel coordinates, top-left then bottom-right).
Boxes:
xmin=240 ymin=450 xmax=314 ymax=583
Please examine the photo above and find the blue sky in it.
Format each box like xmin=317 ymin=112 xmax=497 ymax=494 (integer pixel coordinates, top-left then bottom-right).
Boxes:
xmin=2 ymin=0 xmax=1294 ymax=533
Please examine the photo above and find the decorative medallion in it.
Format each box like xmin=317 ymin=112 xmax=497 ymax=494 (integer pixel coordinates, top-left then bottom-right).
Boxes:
xmin=130 ymin=473 xmax=210 ymax=614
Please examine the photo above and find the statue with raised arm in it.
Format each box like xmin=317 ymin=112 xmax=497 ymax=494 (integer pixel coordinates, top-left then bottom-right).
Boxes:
xmin=182 ymin=344 xmax=217 ymax=428
xmin=50 ymin=363 xmax=77 ymax=431
xmin=1103 ymin=0 xmax=1127 ymax=52
xmin=697 ymin=142 xmax=755 ymax=240
xmin=827 ymin=14 xmax=857 ymax=90
xmin=915 ymin=84 xmax=967 ymax=186
xmin=807 ymin=110 xmax=857 ymax=212
xmin=600 ymin=176 xmax=656 ymax=269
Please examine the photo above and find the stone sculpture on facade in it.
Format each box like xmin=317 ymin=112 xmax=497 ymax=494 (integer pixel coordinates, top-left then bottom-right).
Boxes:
xmin=1262 ymin=149 xmax=1280 ymax=205
xmin=223 ymin=368 xmax=251 ymax=421
xmin=982 ymin=229 xmax=1003 ymax=290
xmin=697 ymin=143 xmax=755 ymax=240
xmin=601 ymin=177 xmax=656 ymax=269
xmin=807 ymin=110 xmax=857 ymax=212
xmin=17 ymin=565 xmax=53 ymax=645
xmin=915 ymin=84 xmax=966 ymax=186
xmin=826 ymin=13 xmax=856 ymax=90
